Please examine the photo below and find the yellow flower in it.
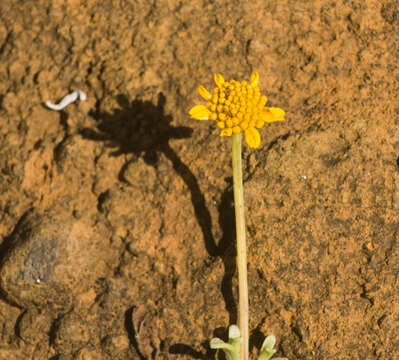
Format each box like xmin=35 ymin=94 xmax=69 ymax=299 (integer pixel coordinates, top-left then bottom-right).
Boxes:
xmin=189 ymin=104 xmax=211 ymax=120
xmin=189 ymin=72 xmax=285 ymax=148
xmin=197 ymin=85 xmax=212 ymax=101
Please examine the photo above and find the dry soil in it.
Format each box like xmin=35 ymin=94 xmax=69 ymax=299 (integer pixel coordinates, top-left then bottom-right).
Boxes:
xmin=1 ymin=1 xmax=399 ymax=359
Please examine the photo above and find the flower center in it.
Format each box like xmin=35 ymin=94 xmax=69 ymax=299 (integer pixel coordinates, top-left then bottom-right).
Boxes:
xmin=207 ymin=80 xmax=266 ymax=135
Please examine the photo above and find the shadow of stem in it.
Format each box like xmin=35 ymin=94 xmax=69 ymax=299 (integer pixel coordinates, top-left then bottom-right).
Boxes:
xmin=82 ymin=93 xmax=238 ymax=359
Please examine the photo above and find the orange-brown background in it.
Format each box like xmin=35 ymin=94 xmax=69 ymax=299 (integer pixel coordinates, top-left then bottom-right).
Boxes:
xmin=0 ymin=1 xmax=398 ymax=359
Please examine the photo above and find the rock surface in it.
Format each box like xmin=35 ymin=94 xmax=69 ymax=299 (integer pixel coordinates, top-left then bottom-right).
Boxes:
xmin=1 ymin=0 xmax=399 ymax=359
xmin=0 ymin=209 xmax=112 ymax=312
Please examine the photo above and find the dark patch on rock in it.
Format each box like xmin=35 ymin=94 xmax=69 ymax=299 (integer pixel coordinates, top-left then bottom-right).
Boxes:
xmin=0 ymin=209 xmax=112 ymax=313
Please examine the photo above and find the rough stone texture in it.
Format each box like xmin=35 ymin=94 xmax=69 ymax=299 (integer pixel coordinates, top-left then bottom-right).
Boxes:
xmin=0 ymin=209 xmax=113 ymax=313
xmin=0 ymin=0 xmax=399 ymax=359
xmin=53 ymin=313 xmax=93 ymax=354
xmin=17 ymin=308 xmax=53 ymax=345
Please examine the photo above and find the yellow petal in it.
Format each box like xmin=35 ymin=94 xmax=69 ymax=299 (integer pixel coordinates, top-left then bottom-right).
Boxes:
xmin=197 ymin=85 xmax=212 ymax=101
xmin=244 ymin=127 xmax=261 ymax=148
xmin=269 ymin=107 xmax=285 ymax=121
xmin=258 ymin=95 xmax=267 ymax=109
xmin=260 ymin=108 xmax=284 ymax=123
xmin=255 ymin=119 xmax=264 ymax=128
xmin=249 ymin=72 xmax=259 ymax=87
xmin=260 ymin=111 xmax=273 ymax=122
xmin=214 ymin=73 xmax=225 ymax=88
xmin=189 ymin=105 xmax=211 ymax=120
xmin=220 ymin=128 xmax=233 ymax=136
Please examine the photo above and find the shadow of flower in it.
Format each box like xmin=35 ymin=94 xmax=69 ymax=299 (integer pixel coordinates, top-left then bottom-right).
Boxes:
xmin=81 ymin=93 xmax=237 ymax=359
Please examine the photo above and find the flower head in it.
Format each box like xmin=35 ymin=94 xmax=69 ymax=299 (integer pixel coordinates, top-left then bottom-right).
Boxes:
xmin=189 ymin=72 xmax=285 ymax=148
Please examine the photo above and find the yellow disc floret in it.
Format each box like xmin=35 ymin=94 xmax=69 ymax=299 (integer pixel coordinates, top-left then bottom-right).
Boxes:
xmin=189 ymin=72 xmax=285 ymax=148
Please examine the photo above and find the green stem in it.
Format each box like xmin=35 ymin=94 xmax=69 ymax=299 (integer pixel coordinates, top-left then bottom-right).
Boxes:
xmin=232 ymin=133 xmax=249 ymax=360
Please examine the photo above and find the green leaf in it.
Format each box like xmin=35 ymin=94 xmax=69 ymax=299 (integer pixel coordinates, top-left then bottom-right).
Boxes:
xmin=258 ymin=334 xmax=277 ymax=360
xmin=262 ymin=335 xmax=276 ymax=351
xmin=210 ymin=325 xmax=241 ymax=360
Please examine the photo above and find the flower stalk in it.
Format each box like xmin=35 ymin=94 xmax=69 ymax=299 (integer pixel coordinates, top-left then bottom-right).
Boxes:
xmin=232 ymin=133 xmax=249 ymax=360
xmin=190 ymin=72 xmax=286 ymax=360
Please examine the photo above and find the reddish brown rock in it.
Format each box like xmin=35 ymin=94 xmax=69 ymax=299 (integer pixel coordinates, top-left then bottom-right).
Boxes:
xmin=53 ymin=313 xmax=92 ymax=354
xmin=0 ymin=209 xmax=112 ymax=313
xmin=1 ymin=0 xmax=399 ymax=359
xmin=101 ymin=334 xmax=131 ymax=358
xmin=17 ymin=308 xmax=52 ymax=345
xmin=73 ymin=347 xmax=107 ymax=360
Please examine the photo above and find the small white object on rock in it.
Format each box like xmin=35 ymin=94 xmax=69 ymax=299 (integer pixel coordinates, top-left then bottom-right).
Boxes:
xmin=45 ymin=90 xmax=87 ymax=111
